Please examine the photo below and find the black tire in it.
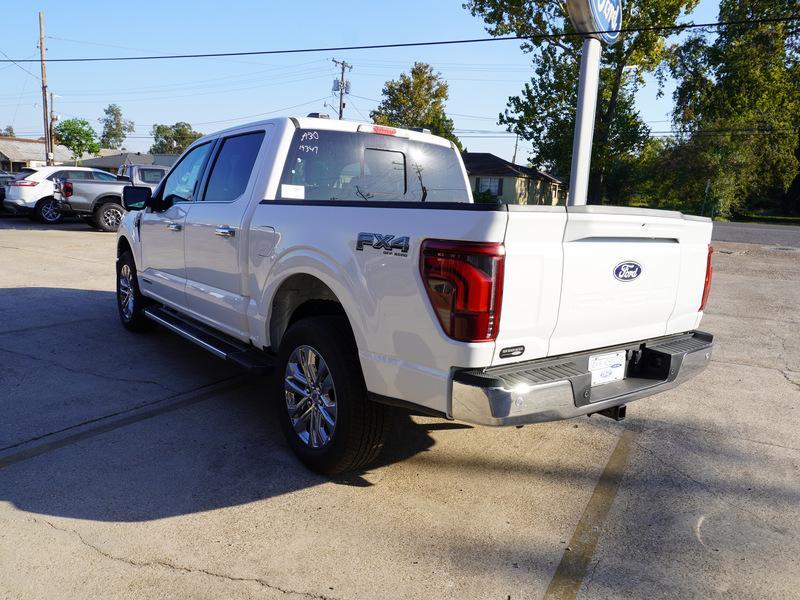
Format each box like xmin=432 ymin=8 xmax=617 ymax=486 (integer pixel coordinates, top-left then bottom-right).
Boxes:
xmin=94 ymin=202 xmax=125 ymax=232
xmin=275 ymin=316 xmax=387 ymax=475
xmin=81 ymin=216 xmax=101 ymax=230
xmin=116 ymin=251 xmax=152 ymax=332
xmin=34 ymin=197 xmax=63 ymax=224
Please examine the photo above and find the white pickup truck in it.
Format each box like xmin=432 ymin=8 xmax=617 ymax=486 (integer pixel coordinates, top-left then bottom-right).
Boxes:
xmin=117 ymin=115 xmax=714 ymax=474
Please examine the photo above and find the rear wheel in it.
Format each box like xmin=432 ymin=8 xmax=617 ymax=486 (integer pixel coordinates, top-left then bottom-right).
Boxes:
xmin=94 ymin=202 xmax=125 ymax=232
xmin=275 ymin=316 xmax=387 ymax=475
xmin=34 ymin=197 xmax=62 ymax=224
xmin=116 ymin=251 xmax=151 ymax=332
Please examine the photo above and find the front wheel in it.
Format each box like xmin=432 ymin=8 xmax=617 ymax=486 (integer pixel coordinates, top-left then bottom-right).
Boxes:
xmin=94 ymin=203 xmax=125 ymax=232
xmin=116 ymin=251 xmax=151 ymax=332
xmin=34 ymin=197 xmax=63 ymax=224
xmin=275 ymin=316 xmax=387 ymax=475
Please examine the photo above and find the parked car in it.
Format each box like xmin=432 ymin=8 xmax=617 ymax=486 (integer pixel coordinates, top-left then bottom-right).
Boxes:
xmin=116 ymin=115 xmax=714 ymax=474
xmin=0 ymin=170 xmax=15 ymax=206
xmin=54 ymin=164 xmax=168 ymax=231
xmin=2 ymin=166 xmax=115 ymax=224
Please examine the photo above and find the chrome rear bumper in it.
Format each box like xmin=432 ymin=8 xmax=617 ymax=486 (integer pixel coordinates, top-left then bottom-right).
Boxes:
xmin=451 ymin=331 xmax=713 ymax=426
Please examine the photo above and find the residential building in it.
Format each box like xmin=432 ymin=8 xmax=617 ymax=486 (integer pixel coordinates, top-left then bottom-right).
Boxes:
xmin=461 ymin=152 xmax=565 ymax=206
xmin=0 ymin=137 xmax=73 ymax=172
xmin=80 ymin=151 xmax=179 ymax=173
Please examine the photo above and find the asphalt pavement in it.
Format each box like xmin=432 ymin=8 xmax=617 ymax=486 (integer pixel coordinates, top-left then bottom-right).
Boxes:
xmin=712 ymin=220 xmax=800 ymax=247
xmin=0 ymin=215 xmax=798 ymax=599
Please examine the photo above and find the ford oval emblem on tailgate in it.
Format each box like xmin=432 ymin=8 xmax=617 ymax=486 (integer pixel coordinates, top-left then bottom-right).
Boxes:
xmin=614 ymin=261 xmax=642 ymax=282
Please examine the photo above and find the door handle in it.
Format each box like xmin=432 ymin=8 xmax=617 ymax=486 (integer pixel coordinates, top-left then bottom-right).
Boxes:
xmin=215 ymin=226 xmax=236 ymax=238
xmin=167 ymin=222 xmax=182 ymax=232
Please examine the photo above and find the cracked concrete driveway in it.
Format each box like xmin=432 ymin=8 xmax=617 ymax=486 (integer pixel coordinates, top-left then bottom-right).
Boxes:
xmin=0 ymin=217 xmax=798 ymax=599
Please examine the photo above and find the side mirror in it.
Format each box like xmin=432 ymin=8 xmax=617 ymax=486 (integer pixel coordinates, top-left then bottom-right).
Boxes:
xmin=122 ymin=185 xmax=152 ymax=211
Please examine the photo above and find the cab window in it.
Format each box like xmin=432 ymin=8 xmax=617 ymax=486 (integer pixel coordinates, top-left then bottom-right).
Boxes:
xmin=202 ymin=131 xmax=265 ymax=202
xmin=161 ymin=143 xmax=212 ymax=204
xmin=138 ymin=168 xmax=166 ymax=184
xmin=278 ymin=129 xmax=467 ymax=202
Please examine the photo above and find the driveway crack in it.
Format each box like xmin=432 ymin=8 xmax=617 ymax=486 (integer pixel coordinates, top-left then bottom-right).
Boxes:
xmin=711 ymin=358 xmax=800 ymax=391
xmin=32 ymin=518 xmax=340 ymax=600
xmin=631 ymin=440 xmax=791 ymax=538
xmin=0 ymin=345 xmax=174 ymax=392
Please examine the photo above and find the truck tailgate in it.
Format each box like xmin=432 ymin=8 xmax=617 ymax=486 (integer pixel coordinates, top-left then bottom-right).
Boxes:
xmin=548 ymin=206 xmax=711 ymax=356
xmin=492 ymin=205 xmax=712 ymax=365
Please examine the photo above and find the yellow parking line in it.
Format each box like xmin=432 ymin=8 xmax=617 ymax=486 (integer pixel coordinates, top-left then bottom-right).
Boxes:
xmin=544 ymin=428 xmax=636 ymax=599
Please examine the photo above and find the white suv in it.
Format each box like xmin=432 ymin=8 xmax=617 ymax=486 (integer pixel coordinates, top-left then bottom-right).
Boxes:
xmin=3 ymin=166 xmax=116 ymax=224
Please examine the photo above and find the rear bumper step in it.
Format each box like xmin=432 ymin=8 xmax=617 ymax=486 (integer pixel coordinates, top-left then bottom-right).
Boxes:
xmin=143 ymin=306 xmax=274 ymax=374
xmin=451 ymin=331 xmax=713 ymax=426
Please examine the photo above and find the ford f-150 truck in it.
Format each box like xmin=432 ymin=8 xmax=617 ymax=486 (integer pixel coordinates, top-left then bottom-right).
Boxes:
xmin=54 ymin=164 xmax=168 ymax=231
xmin=116 ymin=115 xmax=714 ymax=474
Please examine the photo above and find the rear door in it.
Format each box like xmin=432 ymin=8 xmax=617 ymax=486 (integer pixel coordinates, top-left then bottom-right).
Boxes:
xmin=184 ymin=129 xmax=267 ymax=338
xmin=547 ymin=206 xmax=688 ymax=356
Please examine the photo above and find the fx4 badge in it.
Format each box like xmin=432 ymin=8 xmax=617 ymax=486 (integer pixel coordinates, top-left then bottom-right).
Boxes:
xmin=356 ymin=232 xmax=410 ymax=256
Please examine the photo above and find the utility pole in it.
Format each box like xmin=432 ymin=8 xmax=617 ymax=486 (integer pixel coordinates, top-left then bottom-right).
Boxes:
xmin=332 ymin=58 xmax=351 ymax=120
xmin=38 ymin=11 xmax=51 ymax=165
xmin=512 ymin=133 xmax=519 ymax=164
xmin=49 ymin=92 xmax=56 ymax=154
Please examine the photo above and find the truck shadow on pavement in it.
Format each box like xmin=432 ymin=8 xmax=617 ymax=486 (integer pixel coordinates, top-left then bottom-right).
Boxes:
xmin=0 ymin=213 xmax=105 ymax=233
xmin=0 ymin=286 xmax=446 ymax=521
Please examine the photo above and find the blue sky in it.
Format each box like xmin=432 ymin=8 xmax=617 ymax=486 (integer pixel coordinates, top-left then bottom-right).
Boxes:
xmin=1 ymin=0 xmax=718 ymax=163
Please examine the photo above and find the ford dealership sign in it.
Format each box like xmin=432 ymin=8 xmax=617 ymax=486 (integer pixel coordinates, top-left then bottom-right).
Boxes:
xmin=567 ymin=0 xmax=623 ymax=45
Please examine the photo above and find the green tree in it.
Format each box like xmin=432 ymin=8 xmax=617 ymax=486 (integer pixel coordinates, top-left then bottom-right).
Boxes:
xmin=0 ymin=125 xmax=14 ymax=137
xmin=149 ymin=122 xmax=203 ymax=154
xmin=370 ymin=63 xmax=462 ymax=150
xmin=54 ymin=118 xmax=100 ymax=164
xmin=667 ymin=0 xmax=800 ymax=217
xmin=98 ymin=104 xmax=134 ymax=149
xmin=465 ymin=0 xmax=699 ymax=203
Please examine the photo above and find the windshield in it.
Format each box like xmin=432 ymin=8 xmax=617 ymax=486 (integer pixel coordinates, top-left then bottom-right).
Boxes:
xmin=278 ymin=129 xmax=468 ymax=202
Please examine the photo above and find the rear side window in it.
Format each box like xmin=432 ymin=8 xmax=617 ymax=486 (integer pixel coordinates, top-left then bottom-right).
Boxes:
xmin=93 ymin=171 xmax=117 ymax=181
xmin=278 ymin=129 xmax=467 ymax=202
xmin=203 ymin=131 xmax=265 ymax=202
xmin=138 ymin=168 xmax=165 ymax=184
xmin=65 ymin=170 xmax=93 ymax=180
xmin=14 ymin=168 xmax=37 ymax=181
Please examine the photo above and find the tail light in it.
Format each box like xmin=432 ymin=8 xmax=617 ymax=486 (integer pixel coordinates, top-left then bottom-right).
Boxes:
xmin=420 ymin=240 xmax=505 ymax=342
xmin=9 ymin=180 xmax=38 ymax=187
xmin=699 ymin=244 xmax=713 ymax=311
xmin=62 ymin=181 xmax=73 ymax=198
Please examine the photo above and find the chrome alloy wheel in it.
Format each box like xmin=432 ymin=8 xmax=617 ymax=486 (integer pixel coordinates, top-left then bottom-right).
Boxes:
xmin=103 ymin=205 xmax=124 ymax=229
xmin=40 ymin=200 xmax=60 ymax=223
xmin=284 ymin=345 xmax=337 ymax=449
xmin=118 ymin=263 xmax=135 ymax=321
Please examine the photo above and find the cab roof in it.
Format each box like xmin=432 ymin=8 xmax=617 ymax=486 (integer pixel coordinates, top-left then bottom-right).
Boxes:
xmin=197 ymin=116 xmax=454 ymax=148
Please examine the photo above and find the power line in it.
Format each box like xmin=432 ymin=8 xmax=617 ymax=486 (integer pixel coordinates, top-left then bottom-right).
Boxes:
xmin=10 ymin=96 xmax=332 ymax=139
xmin=193 ymin=97 xmax=330 ymax=125
xmin=0 ymin=47 xmax=40 ymax=79
xmin=1 ymin=17 xmax=797 ymax=64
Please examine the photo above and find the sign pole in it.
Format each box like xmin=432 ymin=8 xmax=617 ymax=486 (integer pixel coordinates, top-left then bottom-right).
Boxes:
xmin=567 ymin=37 xmax=602 ymax=206
xmin=565 ymin=0 xmax=623 ymax=205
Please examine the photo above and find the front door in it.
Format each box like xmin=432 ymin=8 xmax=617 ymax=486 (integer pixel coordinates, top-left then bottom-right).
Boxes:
xmin=139 ymin=142 xmax=214 ymax=309
xmin=184 ymin=130 xmax=267 ymax=338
